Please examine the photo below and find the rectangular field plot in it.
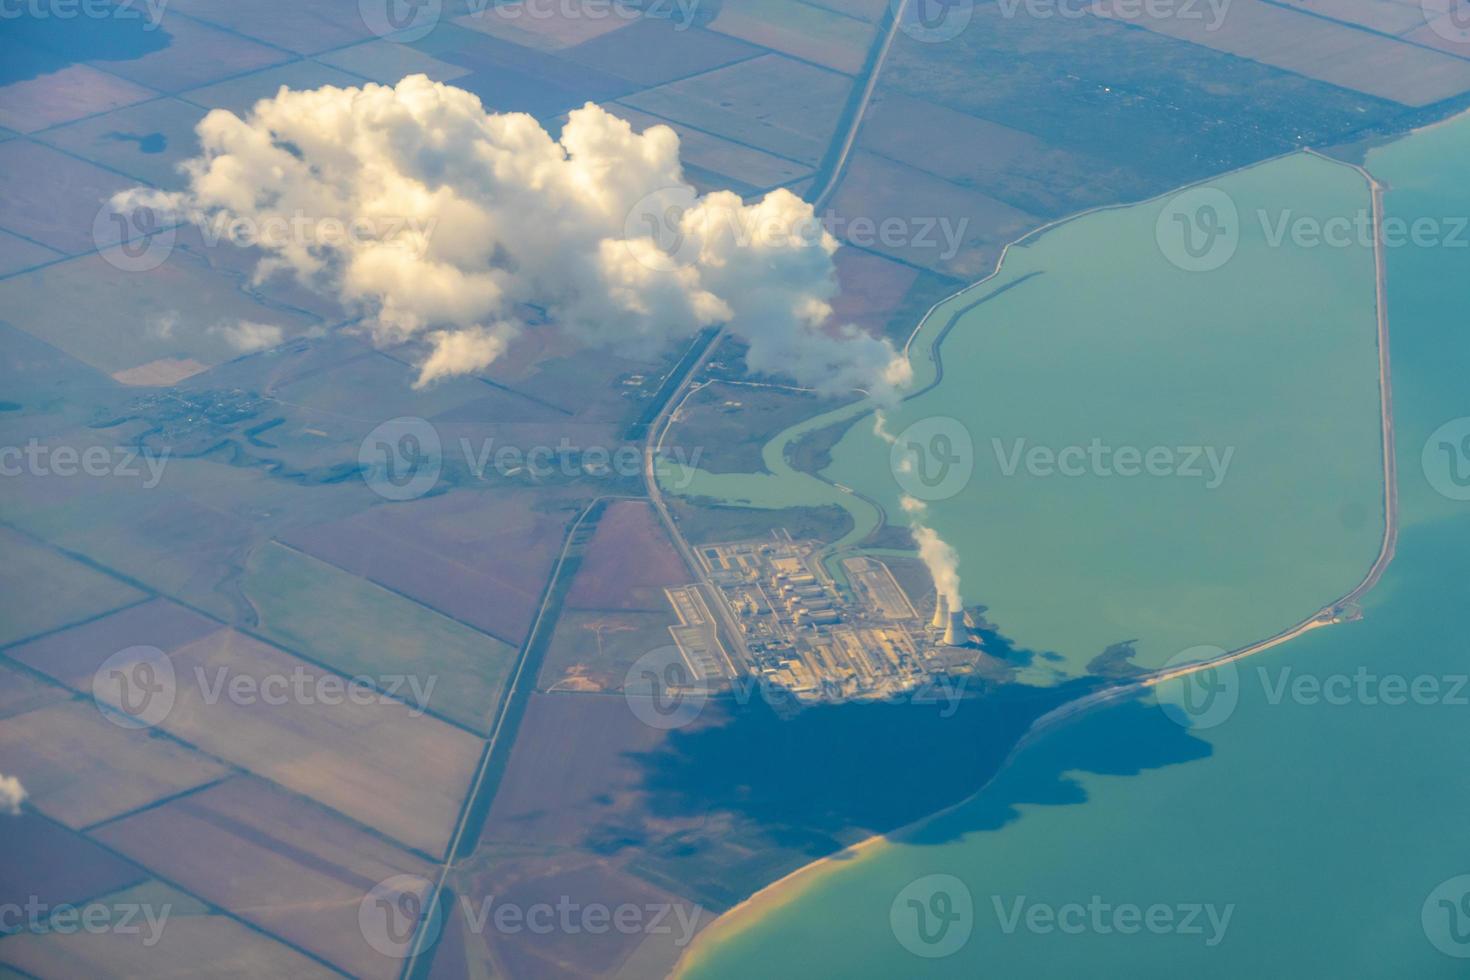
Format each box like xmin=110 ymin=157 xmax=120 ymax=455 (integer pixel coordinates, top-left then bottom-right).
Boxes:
xmin=1274 ymin=0 xmax=1441 ymax=35
xmin=11 ymin=599 xmax=482 ymax=855
xmin=558 ymin=20 xmax=762 ymax=88
xmin=166 ymin=0 xmax=379 ymax=55
xmin=0 ymin=229 xmax=61 ymax=277
xmin=605 ymin=105 xmax=809 ymax=194
xmin=565 ymin=501 xmax=688 ymax=612
xmin=269 ymin=346 xmax=499 ymax=427
xmin=0 ymin=890 xmax=339 ymax=980
xmin=1091 ymin=0 xmax=1470 ymax=106
xmin=242 ymin=540 xmax=520 ymax=732
xmin=0 ymin=141 xmax=142 ymax=256
xmin=827 ymin=151 xmax=1037 ymax=278
xmin=179 ymin=61 xmax=368 ymax=116
xmin=83 ymin=13 xmax=290 ymax=94
xmin=455 ymin=859 xmax=702 ymax=980
xmin=856 ymin=92 xmax=1133 ymax=218
xmin=162 ymin=626 xmax=482 ymax=853
xmin=5 ymin=598 xmax=220 ymax=687
xmin=538 ymin=609 xmax=684 ymax=693
xmin=93 ymin=776 xmax=435 ymax=980
xmin=316 ymin=39 xmax=476 ymax=85
xmin=482 ymin=692 xmax=682 ymax=845
xmin=277 ymin=488 xmax=579 ymax=650
xmin=803 ymin=0 xmax=889 ymax=18
xmin=0 ymin=529 xmax=144 ymax=648
xmin=0 ymin=249 xmax=319 ymax=381
xmin=620 ymin=54 xmax=850 ymax=166
xmin=0 ymin=450 xmax=366 ymax=625
xmin=0 ymin=663 xmax=68 ymax=721
xmin=0 ymin=60 xmax=155 ymax=134
xmin=827 ymin=248 xmax=922 ymax=343
xmin=452 ymin=0 xmax=639 ymax=51
xmin=0 ymin=811 xmax=147 ymax=912
xmin=709 ymin=0 xmax=877 ymax=73
xmin=36 ymin=98 xmax=209 ymax=192
xmin=0 ymin=699 xmax=229 ymax=829
xmin=406 ymin=22 xmax=637 ymax=118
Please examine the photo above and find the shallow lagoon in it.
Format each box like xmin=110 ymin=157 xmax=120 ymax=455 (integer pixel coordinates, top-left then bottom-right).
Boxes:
xmin=666 ymin=152 xmax=1386 ymax=678
xmin=680 ymin=116 xmax=1470 ymax=978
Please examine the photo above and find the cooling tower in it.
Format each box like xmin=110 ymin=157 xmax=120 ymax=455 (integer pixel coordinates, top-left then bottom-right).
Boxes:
xmin=930 ymin=595 xmax=948 ymax=630
xmin=943 ymin=610 xmax=966 ymax=647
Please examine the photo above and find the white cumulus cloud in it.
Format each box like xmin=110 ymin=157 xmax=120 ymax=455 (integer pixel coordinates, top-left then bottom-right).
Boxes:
xmin=116 ymin=75 xmax=910 ymax=395
xmin=213 ymin=320 xmax=284 ymax=352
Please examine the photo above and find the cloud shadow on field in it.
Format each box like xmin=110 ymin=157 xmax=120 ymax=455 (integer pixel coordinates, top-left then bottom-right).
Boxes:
xmin=2 ymin=9 xmax=171 ymax=86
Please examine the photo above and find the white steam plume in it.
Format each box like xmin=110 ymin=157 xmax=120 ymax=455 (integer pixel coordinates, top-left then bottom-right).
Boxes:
xmin=0 ymin=773 xmax=26 ymax=816
xmin=114 ymin=75 xmax=911 ymax=395
xmin=898 ymin=493 xmax=963 ymax=611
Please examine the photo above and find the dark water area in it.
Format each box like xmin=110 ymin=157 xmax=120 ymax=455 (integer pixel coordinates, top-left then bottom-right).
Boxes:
xmin=907 ymin=695 xmax=1212 ymax=844
xmin=624 ymin=673 xmax=1189 ymax=854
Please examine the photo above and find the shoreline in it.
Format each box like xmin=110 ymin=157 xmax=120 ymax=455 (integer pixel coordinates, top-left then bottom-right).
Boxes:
xmin=672 ymin=148 xmax=1400 ymax=979
xmin=673 ymin=833 xmax=892 ymax=977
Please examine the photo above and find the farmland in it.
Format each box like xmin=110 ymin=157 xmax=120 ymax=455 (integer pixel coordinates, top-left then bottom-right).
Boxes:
xmin=2 ymin=0 xmax=1466 ymax=975
xmin=242 ymin=540 xmax=522 ymax=732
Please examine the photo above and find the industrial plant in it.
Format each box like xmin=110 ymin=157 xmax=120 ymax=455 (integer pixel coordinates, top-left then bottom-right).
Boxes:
xmin=661 ymin=533 xmax=985 ymax=705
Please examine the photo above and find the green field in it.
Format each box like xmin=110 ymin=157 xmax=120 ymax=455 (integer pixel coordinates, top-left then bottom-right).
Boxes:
xmin=243 ymin=541 xmax=518 ymax=732
xmin=0 ymin=531 xmax=144 ymax=647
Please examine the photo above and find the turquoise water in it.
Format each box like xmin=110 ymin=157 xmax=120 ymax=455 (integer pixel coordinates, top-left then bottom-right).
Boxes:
xmin=667 ymin=152 xmax=1386 ymax=679
xmin=658 ymin=398 xmax=882 ymax=554
xmin=683 ymin=117 xmax=1470 ymax=977
xmin=824 ymin=151 xmax=1385 ymax=677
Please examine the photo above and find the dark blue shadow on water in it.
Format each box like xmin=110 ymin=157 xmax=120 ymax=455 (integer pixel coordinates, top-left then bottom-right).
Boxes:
xmin=626 ymin=677 xmax=1213 ymax=857
xmin=907 ymin=695 xmax=1212 ymax=845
